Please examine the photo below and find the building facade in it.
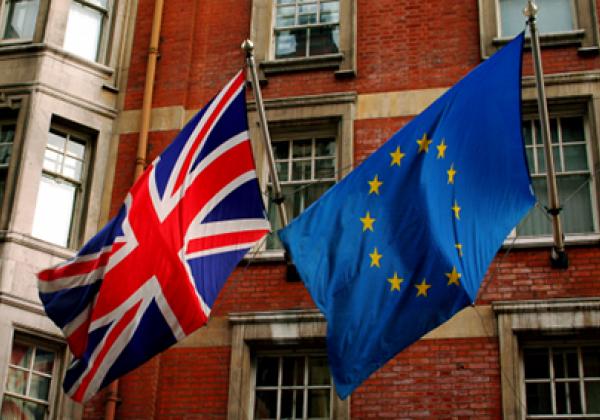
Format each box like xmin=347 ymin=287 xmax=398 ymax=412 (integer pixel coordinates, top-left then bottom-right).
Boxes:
xmin=2 ymin=0 xmax=600 ymax=419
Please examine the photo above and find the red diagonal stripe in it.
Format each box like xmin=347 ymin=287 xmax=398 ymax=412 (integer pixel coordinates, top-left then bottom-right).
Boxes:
xmin=186 ymin=229 xmax=269 ymax=254
xmin=38 ymin=251 xmax=112 ymax=281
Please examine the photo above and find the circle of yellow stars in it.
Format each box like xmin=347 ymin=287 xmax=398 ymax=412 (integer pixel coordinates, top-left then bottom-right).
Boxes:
xmin=360 ymin=132 xmax=465 ymax=297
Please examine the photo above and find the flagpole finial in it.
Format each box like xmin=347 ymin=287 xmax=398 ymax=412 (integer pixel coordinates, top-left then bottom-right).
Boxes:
xmin=523 ymin=0 xmax=538 ymax=19
xmin=241 ymin=39 xmax=255 ymax=57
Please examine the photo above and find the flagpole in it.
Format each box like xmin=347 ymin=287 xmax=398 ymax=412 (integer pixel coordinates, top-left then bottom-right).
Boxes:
xmin=241 ymin=40 xmax=289 ymax=228
xmin=524 ymin=0 xmax=568 ymax=268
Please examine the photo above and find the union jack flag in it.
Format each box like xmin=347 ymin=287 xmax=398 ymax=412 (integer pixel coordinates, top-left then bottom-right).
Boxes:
xmin=37 ymin=71 xmax=270 ymax=402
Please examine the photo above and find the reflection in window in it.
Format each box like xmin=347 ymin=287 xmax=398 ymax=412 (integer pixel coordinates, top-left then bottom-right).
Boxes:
xmin=254 ymin=353 xmax=333 ymax=419
xmin=523 ymin=344 xmax=600 ymax=417
xmin=1 ymin=0 xmax=40 ymax=40
xmin=32 ymin=126 xmax=88 ymax=247
xmin=1 ymin=339 xmax=57 ymax=420
xmin=274 ymin=0 xmax=340 ymax=59
xmin=63 ymin=0 xmax=108 ymax=62
xmin=499 ymin=0 xmax=575 ymax=37
xmin=267 ymin=136 xmax=336 ymax=248
xmin=517 ymin=115 xmax=594 ymax=236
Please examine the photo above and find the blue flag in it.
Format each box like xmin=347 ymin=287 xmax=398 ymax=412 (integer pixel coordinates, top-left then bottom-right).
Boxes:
xmin=278 ymin=33 xmax=534 ymax=398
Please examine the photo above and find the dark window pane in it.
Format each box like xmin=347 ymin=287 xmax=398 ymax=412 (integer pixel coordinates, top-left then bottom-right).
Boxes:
xmin=315 ymin=158 xmax=335 ymax=179
xmin=315 ymin=138 xmax=335 ymax=157
xmin=256 ymin=357 xmax=279 ymax=387
xmin=526 ymin=382 xmax=552 ymax=414
xmin=1 ymin=396 xmax=46 ymax=420
xmin=569 ymin=382 xmax=582 ymax=414
xmin=10 ymin=343 xmax=32 ymax=368
xmin=293 ymin=140 xmax=312 ymax=158
xmin=558 ymin=175 xmax=594 ymax=234
xmin=308 ymin=389 xmax=330 ymax=418
xmin=273 ymin=141 xmax=290 ymax=160
xmin=276 ymin=6 xmax=295 ymax=27
xmin=585 ymin=381 xmax=600 ymax=413
xmin=0 ymin=124 xmax=15 ymax=143
xmin=561 ymin=117 xmax=585 ymax=143
xmin=33 ymin=349 xmax=54 ymax=374
xmin=563 ymin=145 xmax=588 ymax=171
xmin=275 ymin=29 xmax=307 ymax=59
xmin=282 ymin=356 xmax=304 ymax=386
xmin=550 ymin=118 xmax=558 ymax=144
xmin=553 ymin=349 xmax=578 ymax=378
xmin=6 ymin=368 xmax=28 ymax=395
xmin=583 ymin=347 xmax=600 ymax=377
xmin=276 ymin=161 xmax=289 ymax=182
xmin=525 ymin=148 xmax=534 ymax=171
xmin=524 ymin=348 xmax=550 ymax=379
xmin=522 ymin=122 xmax=533 ymax=146
xmin=281 ymin=389 xmax=304 ymax=419
xmin=319 ymin=1 xmax=339 ymax=23
xmin=309 ymin=357 xmax=330 ymax=385
xmin=556 ymin=382 xmax=567 ymax=414
xmin=29 ymin=374 xmax=51 ymax=401
xmin=255 ymin=390 xmax=277 ymax=420
xmin=309 ymin=25 xmax=339 ymax=56
xmin=292 ymin=160 xmax=312 ymax=181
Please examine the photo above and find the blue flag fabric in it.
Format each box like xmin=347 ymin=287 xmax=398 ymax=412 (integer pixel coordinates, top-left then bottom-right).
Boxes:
xmin=278 ymin=33 xmax=534 ymax=398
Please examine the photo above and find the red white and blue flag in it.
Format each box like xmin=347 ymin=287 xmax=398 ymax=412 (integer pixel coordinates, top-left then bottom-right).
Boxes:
xmin=37 ymin=71 xmax=270 ymax=402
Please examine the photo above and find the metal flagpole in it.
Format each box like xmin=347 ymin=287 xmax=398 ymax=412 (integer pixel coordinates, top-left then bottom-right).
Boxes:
xmin=524 ymin=0 xmax=568 ymax=268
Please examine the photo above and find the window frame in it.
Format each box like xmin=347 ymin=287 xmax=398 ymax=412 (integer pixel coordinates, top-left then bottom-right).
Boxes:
xmin=477 ymin=0 xmax=600 ymax=58
xmin=493 ymin=298 xmax=600 ymax=420
xmin=249 ymin=0 xmax=356 ymax=78
xmin=0 ymin=0 xmax=49 ymax=44
xmin=1 ymin=332 xmax=64 ymax=420
xmin=31 ymin=117 xmax=95 ymax=249
xmin=63 ymin=0 xmax=112 ymax=64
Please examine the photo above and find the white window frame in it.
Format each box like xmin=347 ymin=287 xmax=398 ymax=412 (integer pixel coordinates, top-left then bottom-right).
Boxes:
xmin=0 ymin=0 xmax=42 ymax=42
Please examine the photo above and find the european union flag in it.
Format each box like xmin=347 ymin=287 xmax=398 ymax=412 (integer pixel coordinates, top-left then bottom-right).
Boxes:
xmin=278 ymin=33 xmax=534 ymax=398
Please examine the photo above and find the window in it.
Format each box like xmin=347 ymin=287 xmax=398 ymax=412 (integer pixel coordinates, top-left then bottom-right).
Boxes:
xmin=254 ymin=352 xmax=333 ymax=419
xmin=249 ymin=0 xmax=356 ymax=76
xmin=517 ymin=115 xmax=595 ymax=237
xmin=523 ymin=343 xmax=600 ymax=417
xmin=1 ymin=0 xmax=40 ymax=40
xmin=63 ymin=0 xmax=108 ymax=62
xmin=0 ymin=117 xmax=16 ymax=208
xmin=274 ymin=0 xmax=339 ymax=59
xmin=477 ymin=0 xmax=599 ymax=57
xmin=31 ymin=121 xmax=92 ymax=248
xmin=268 ymin=131 xmax=337 ymax=248
xmin=493 ymin=299 xmax=600 ymax=419
xmin=1 ymin=336 xmax=60 ymax=420
xmin=499 ymin=0 xmax=575 ymax=37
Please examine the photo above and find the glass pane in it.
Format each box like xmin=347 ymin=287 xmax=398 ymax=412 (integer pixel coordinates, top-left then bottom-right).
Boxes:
xmin=292 ymin=160 xmax=311 ymax=180
xmin=275 ymin=29 xmax=307 ymax=59
xmin=256 ymin=357 xmax=279 ymax=387
xmin=516 ymin=178 xmax=551 ymax=236
xmin=43 ymin=149 xmax=62 ymax=173
xmin=554 ymin=348 xmax=578 ymax=378
xmin=282 ymin=356 xmax=304 ymax=386
xmin=31 ymin=176 xmax=77 ymax=247
xmin=47 ymin=131 xmax=65 ymax=151
xmin=273 ymin=141 xmax=290 ymax=160
xmin=29 ymin=374 xmax=50 ymax=401
xmin=276 ymin=161 xmax=289 ymax=182
xmin=281 ymin=389 xmax=303 ymax=419
xmin=586 ymin=381 xmax=600 ymax=413
xmin=526 ymin=382 xmax=552 ymax=414
xmin=559 ymin=174 xmax=594 ymax=234
xmin=550 ymin=118 xmax=558 ymax=144
xmin=276 ymin=6 xmax=296 ymax=27
xmin=500 ymin=0 xmax=573 ymax=36
xmin=563 ymin=145 xmax=588 ymax=171
xmin=24 ymin=400 xmax=47 ymax=420
xmin=319 ymin=1 xmax=339 ymax=23
xmin=525 ymin=148 xmax=534 ymax=171
xmin=1 ymin=396 xmax=46 ymax=420
xmin=315 ymin=158 xmax=334 ymax=179
xmin=583 ymin=347 xmax=600 ymax=377
xmin=561 ymin=116 xmax=585 ymax=143
xmin=535 ymin=146 xmax=561 ymax=173
xmin=63 ymin=2 xmax=103 ymax=62
xmin=524 ymin=348 xmax=550 ymax=379
xmin=2 ymin=0 xmax=40 ymax=40
xmin=62 ymin=156 xmax=83 ymax=180
xmin=569 ymin=382 xmax=583 ymax=414
xmin=10 ymin=343 xmax=32 ymax=368
xmin=307 ymin=389 xmax=330 ymax=418
xmin=33 ymin=349 xmax=54 ymax=374
xmin=522 ymin=122 xmax=533 ymax=146
xmin=6 ymin=368 xmax=28 ymax=395
xmin=293 ymin=140 xmax=311 ymax=158
xmin=315 ymin=138 xmax=335 ymax=157
xmin=66 ymin=139 xmax=85 ymax=159
xmin=0 ymin=124 xmax=15 ymax=143
xmin=0 ymin=144 xmax=12 ymax=166
xmin=298 ymin=4 xmax=317 ymax=25
xmin=254 ymin=390 xmax=277 ymax=420
xmin=556 ymin=382 xmax=583 ymax=414
xmin=309 ymin=25 xmax=339 ymax=56
xmin=308 ymin=357 xmax=330 ymax=385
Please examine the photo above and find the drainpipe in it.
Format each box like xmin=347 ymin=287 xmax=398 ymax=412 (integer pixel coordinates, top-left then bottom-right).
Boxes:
xmin=103 ymin=1 xmax=164 ymax=419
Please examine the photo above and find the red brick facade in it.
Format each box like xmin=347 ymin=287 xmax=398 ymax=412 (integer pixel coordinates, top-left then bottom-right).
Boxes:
xmin=85 ymin=0 xmax=600 ymax=418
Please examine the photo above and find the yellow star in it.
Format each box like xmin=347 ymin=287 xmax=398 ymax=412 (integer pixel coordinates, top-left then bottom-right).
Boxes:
xmin=387 ymin=272 xmax=403 ymax=291
xmin=445 ymin=266 xmax=462 ymax=286
xmin=455 ymin=243 xmax=463 ymax=257
xmin=447 ymin=163 xmax=456 ymax=184
xmin=390 ymin=147 xmax=405 ymax=166
xmin=360 ymin=211 xmax=376 ymax=232
xmin=436 ymin=139 xmax=447 ymax=159
xmin=369 ymin=248 xmax=382 ymax=268
xmin=368 ymin=175 xmax=383 ymax=195
xmin=415 ymin=278 xmax=431 ymax=297
xmin=452 ymin=200 xmax=461 ymax=220
xmin=417 ymin=133 xmax=432 ymax=153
